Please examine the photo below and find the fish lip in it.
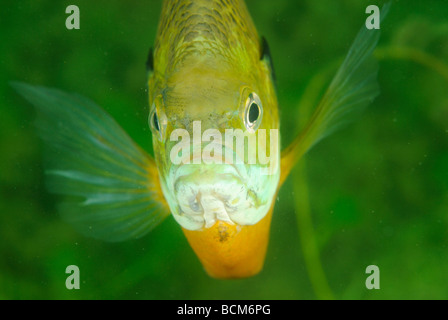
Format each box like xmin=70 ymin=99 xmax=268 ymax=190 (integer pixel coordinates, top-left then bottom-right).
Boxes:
xmin=171 ymin=141 xmax=249 ymax=182
xmin=166 ymin=142 xmax=255 ymax=229
xmin=173 ymin=161 xmax=244 ymax=188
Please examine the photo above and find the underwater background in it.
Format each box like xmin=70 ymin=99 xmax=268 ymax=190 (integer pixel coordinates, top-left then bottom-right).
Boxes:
xmin=1 ymin=0 xmax=447 ymax=299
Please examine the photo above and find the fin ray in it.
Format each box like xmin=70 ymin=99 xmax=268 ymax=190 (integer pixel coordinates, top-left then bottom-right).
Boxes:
xmin=12 ymin=82 xmax=170 ymax=242
xmin=280 ymin=3 xmax=390 ymax=185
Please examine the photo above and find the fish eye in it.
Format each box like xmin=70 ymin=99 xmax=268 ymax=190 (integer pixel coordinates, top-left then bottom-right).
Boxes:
xmin=244 ymin=92 xmax=263 ymax=132
xmin=248 ymin=102 xmax=260 ymax=124
xmin=149 ymin=105 xmax=165 ymax=141
xmin=149 ymin=96 xmax=167 ymax=141
xmin=149 ymin=108 xmax=160 ymax=134
xmin=152 ymin=110 xmax=160 ymax=132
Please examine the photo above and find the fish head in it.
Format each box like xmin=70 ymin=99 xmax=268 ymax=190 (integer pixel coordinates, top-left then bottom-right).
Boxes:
xmin=149 ymin=58 xmax=279 ymax=231
xmin=147 ymin=59 xmax=280 ymax=278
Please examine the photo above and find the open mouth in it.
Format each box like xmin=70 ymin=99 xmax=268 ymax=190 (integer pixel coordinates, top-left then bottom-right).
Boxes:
xmin=163 ymin=140 xmax=277 ymax=230
xmin=172 ymin=162 xmax=252 ymax=228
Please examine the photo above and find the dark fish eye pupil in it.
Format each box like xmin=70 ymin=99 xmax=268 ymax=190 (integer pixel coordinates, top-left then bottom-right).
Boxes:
xmin=153 ymin=111 xmax=160 ymax=132
xmin=248 ymin=102 xmax=260 ymax=124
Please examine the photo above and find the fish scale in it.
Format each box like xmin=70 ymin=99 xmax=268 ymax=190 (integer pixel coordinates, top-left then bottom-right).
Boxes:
xmin=153 ymin=0 xmax=259 ymax=77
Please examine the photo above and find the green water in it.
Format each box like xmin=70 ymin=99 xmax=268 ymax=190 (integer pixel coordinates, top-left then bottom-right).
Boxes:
xmin=1 ymin=0 xmax=447 ymax=299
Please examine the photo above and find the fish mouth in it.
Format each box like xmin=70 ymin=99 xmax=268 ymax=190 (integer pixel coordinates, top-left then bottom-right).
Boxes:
xmin=172 ymin=158 xmax=253 ymax=229
xmin=171 ymin=140 xmax=249 ymax=181
xmin=163 ymin=141 xmax=277 ymax=231
xmin=166 ymin=139 xmax=255 ymax=229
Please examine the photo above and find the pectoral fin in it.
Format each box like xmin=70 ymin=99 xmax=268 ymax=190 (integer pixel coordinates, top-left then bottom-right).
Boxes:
xmin=12 ymin=82 xmax=170 ymax=242
xmin=280 ymin=3 xmax=390 ymax=185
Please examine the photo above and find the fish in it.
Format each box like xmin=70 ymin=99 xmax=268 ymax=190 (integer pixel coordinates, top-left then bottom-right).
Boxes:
xmin=12 ymin=0 xmax=389 ymax=279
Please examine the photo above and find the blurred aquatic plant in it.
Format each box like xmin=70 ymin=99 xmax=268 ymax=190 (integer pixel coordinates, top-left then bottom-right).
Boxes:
xmin=292 ymin=64 xmax=336 ymax=300
xmin=375 ymin=47 xmax=448 ymax=82
xmin=291 ymin=14 xmax=448 ymax=300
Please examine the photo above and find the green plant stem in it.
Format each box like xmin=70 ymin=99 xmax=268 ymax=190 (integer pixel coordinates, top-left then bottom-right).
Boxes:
xmin=293 ymin=160 xmax=334 ymax=300
xmin=292 ymin=65 xmax=337 ymax=300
